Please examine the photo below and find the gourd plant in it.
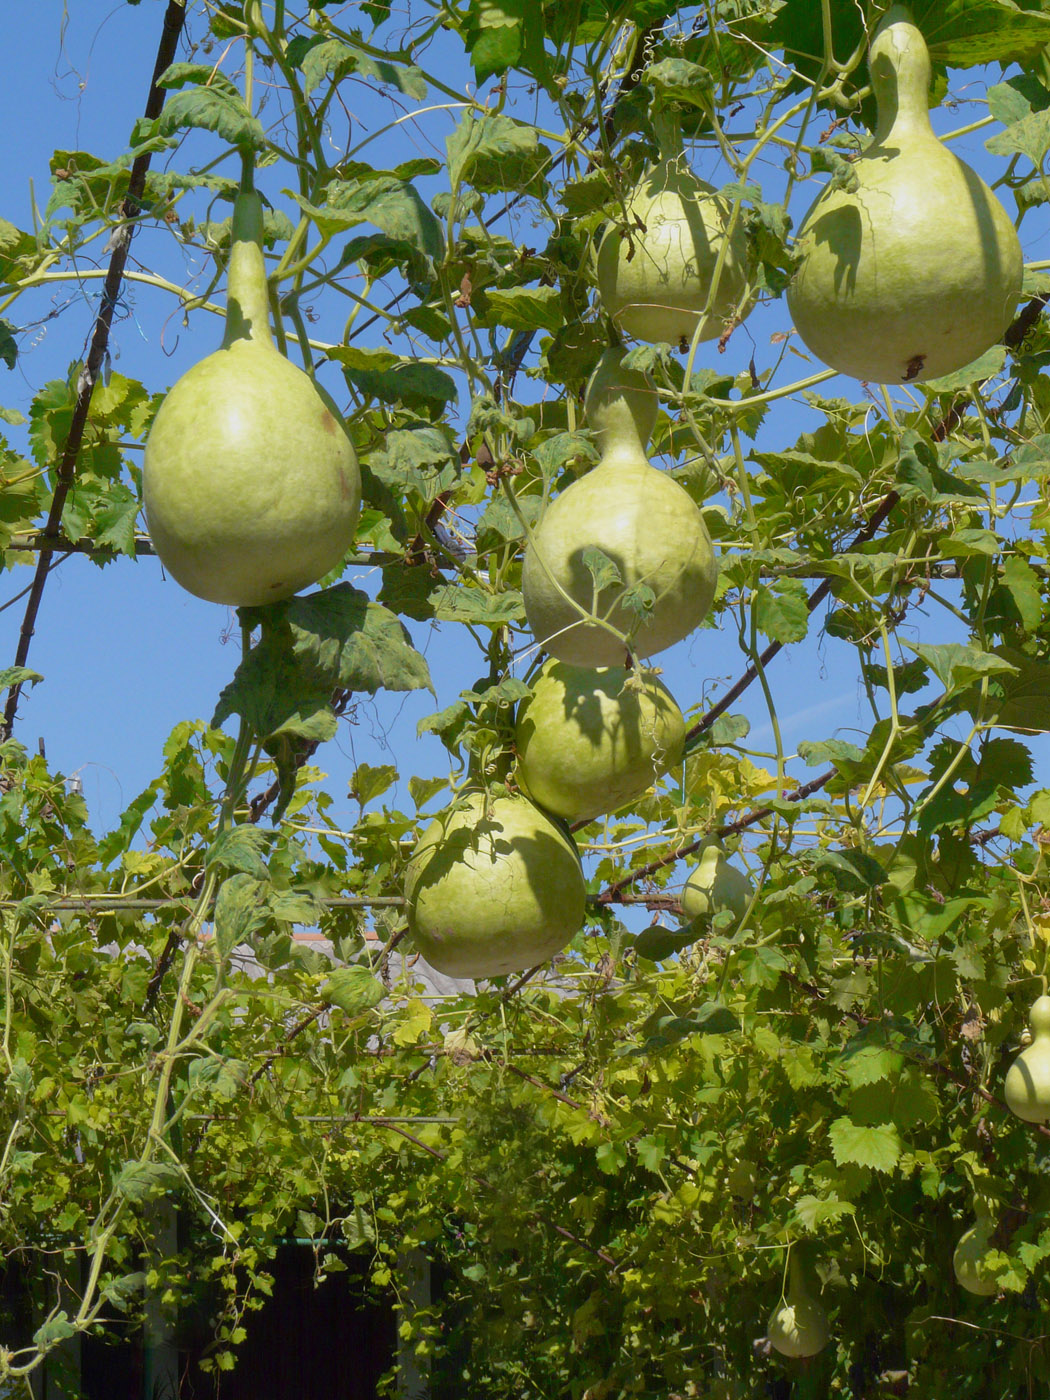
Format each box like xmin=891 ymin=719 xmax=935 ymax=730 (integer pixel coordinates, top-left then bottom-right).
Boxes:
xmin=7 ymin=1 xmax=1050 ymax=1397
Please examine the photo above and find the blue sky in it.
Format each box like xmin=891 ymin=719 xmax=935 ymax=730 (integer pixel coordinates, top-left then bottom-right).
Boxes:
xmin=1 ymin=3 xmax=1044 ymax=895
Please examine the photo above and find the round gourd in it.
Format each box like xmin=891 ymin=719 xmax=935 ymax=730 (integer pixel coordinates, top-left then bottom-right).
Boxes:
xmin=144 ymin=188 xmax=361 ymax=606
xmin=786 ymin=6 xmax=1022 ymax=385
xmin=403 ymin=792 xmax=586 ymax=980
xmin=767 ymin=1257 xmax=830 ymax=1359
xmin=953 ymin=1218 xmax=998 ymax=1298
xmin=681 ymin=843 xmax=753 ymax=923
xmin=522 ymin=348 xmax=718 ymax=666
xmin=596 ymin=156 xmax=751 ymax=345
xmin=514 ymin=661 xmax=685 ymax=822
xmin=1004 ymin=994 xmax=1050 ymax=1123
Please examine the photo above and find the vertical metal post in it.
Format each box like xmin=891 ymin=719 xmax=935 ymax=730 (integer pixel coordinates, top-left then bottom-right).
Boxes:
xmin=142 ymin=1201 xmax=179 ymax=1400
xmin=394 ymin=1249 xmax=431 ymax=1400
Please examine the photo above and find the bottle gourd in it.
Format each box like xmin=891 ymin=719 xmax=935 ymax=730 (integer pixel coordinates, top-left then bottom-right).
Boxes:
xmin=143 ymin=184 xmax=361 ymax=606
xmin=514 ymin=660 xmax=685 ymax=823
xmin=522 ymin=348 xmax=718 ymax=666
xmin=596 ymin=155 xmax=751 ymax=346
xmin=681 ymin=842 xmax=753 ymax=925
xmin=1004 ymin=994 xmax=1050 ymax=1123
xmin=767 ymin=1254 xmax=830 ymax=1359
xmin=786 ymin=6 xmax=1022 ymax=385
xmin=952 ymin=1211 xmax=999 ymax=1298
xmin=403 ymin=793 xmax=586 ymax=980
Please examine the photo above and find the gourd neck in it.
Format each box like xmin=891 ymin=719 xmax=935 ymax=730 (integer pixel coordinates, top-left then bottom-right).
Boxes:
xmin=585 ymin=348 xmax=658 ymax=468
xmin=786 ymin=1254 xmax=811 ymax=1303
xmin=222 ymin=185 xmax=275 ymax=350
xmin=870 ymin=6 xmax=934 ymax=146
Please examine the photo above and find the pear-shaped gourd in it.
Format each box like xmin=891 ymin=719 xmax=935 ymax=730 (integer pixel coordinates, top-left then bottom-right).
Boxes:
xmin=767 ymin=1255 xmax=830 ymax=1359
xmin=953 ymin=1214 xmax=999 ymax=1298
xmin=786 ymin=6 xmax=1022 ymax=385
xmin=514 ymin=660 xmax=685 ymax=823
xmin=596 ymin=156 xmax=751 ymax=345
xmin=522 ymin=348 xmax=718 ymax=666
xmin=403 ymin=792 xmax=586 ymax=979
xmin=1004 ymin=994 xmax=1050 ymax=1123
xmin=681 ymin=842 xmax=753 ymax=923
xmin=144 ymin=188 xmax=361 ymax=605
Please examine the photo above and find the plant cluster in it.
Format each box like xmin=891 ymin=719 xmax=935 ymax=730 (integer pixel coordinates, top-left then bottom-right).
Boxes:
xmin=6 ymin=1 xmax=1050 ymax=1396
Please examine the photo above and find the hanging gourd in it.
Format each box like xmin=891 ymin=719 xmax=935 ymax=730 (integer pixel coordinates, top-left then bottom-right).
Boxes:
xmin=681 ymin=842 xmax=753 ymax=924
xmin=514 ymin=660 xmax=685 ymax=823
xmin=521 ymin=347 xmax=718 ymax=666
xmin=403 ymin=792 xmax=586 ymax=980
xmin=144 ymin=172 xmax=361 ymax=606
xmin=1003 ymin=994 xmax=1050 ymax=1123
xmin=767 ymin=1252 xmax=830 ymax=1358
xmin=596 ymin=154 xmax=751 ymax=346
xmin=952 ymin=1208 xmax=1000 ymax=1298
xmin=786 ymin=5 xmax=1022 ymax=385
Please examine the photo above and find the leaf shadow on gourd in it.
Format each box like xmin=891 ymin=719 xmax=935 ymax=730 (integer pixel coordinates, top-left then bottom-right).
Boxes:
xmin=410 ymin=815 xmax=579 ymax=926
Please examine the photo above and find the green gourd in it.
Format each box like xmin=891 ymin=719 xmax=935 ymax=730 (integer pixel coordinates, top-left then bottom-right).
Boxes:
xmin=596 ymin=155 xmax=751 ymax=346
xmin=403 ymin=792 xmax=586 ymax=980
xmin=1004 ymin=994 xmax=1050 ymax=1123
xmin=952 ymin=1211 xmax=999 ymax=1298
xmin=767 ymin=1254 xmax=830 ymax=1359
xmin=143 ymin=184 xmax=361 ymax=606
xmin=522 ymin=348 xmax=718 ymax=666
xmin=681 ymin=841 xmax=753 ymax=923
xmin=514 ymin=660 xmax=685 ymax=823
xmin=786 ymin=6 xmax=1022 ymax=385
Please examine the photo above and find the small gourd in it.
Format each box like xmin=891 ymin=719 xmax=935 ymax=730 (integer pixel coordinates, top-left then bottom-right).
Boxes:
xmin=952 ymin=1210 xmax=999 ymax=1298
xmin=403 ymin=792 xmax=586 ymax=980
xmin=1004 ymin=994 xmax=1050 ymax=1123
xmin=144 ymin=181 xmax=361 ymax=605
xmin=681 ymin=842 xmax=753 ymax=924
xmin=596 ymin=155 xmax=751 ymax=346
xmin=767 ymin=1254 xmax=830 ymax=1359
xmin=514 ymin=660 xmax=685 ymax=823
xmin=786 ymin=6 xmax=1022 ymax=385
xmin=521 ymin=348 xmax=718 ymax=666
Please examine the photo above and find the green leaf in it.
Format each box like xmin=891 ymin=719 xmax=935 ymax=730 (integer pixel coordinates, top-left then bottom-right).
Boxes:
xmin=33 ymin=1314 xmax=76 ymax=1349
xmin=213 ymin=874 xmax=271 ymax=960
xmin=643 ymin=57 xmax=714 ymax=108
xmin=447 ymin=112 xmax=551 ymax=194
xmin=115 ymin=1161 xmax=181 ymax=1204
xmin=999 ymin=556 xmax=1044 ymax=630
xmin=814 ymin=848 xmax=887 ymax=892
xmin=0 ymin=320 xmax=17 ymax=370
xmin=156 ymin=63 xmax=240 ymax=98
xmin=797 ymin=738 xmax=865 ymax=768
xmin=298 ymin=39 xmax=427 ymax=100
xmin=206 ymin=826 xmax=270 ymax=881
xmin=322 ymin=966 xmax=386 ymax=1016
xmin=215 ymin=584 xmax=431 ymax=742
xmin=430 ymin=585 xmax=526 ymax=625
xmin=297 ymin=176 xmax=442 ymax=267
xmin=987 ymin=109 xmax=1050 ymax=169
xmin=476 ymin=286 xmax=563 ymax=334
xmin=102 ymin=1272 xmax=147 ymax=1310
xmin=633 ymin=925 xmax=698 ymax=962
xmin=838 ymin=1044 xmax=904 ymax=1088
xmin=350 ymin=762 xmax=398 ymax=804
xmin=753 ymin=579 xmax=808 ymax=643
xmin=923 ymin=344 xmax=1007 ymax=393
xmin=278 ymin=584 xmax=434 ymax=695
xmin=792 ymin=1195 xmax=856 ymax=1231
xmin=0 ymin=666 xmax=43 ymax=692
xmin=827 ymin=1118 xmax=900 ymax=1174
xmin=334 ymin=350 xmax=457 ymax=414
xmin=151 ymin=88 xmax=264 ymax=150
xmin=906 ymin=641 xmax=1018 ymax=693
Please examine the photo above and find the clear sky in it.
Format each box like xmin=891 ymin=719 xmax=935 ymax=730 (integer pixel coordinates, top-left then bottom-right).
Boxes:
xmin=1 ymin=2 xmax=1045 ymax=898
